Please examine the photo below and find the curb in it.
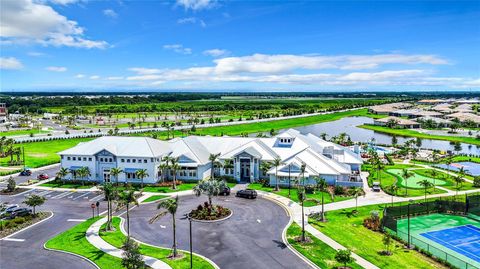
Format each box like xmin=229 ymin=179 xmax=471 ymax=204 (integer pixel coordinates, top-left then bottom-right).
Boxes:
xmin=0 ymin=211 xmax=54 ymax=240
xmin=259 ymin=194 xmax=320 ymax=269
xmin=118 ymin=217 xmax=220 ymax=269
xmin=43 ymin=242 xmax=100 ymax=269
xmin=191 ymin=209 xmax=233 ymax=223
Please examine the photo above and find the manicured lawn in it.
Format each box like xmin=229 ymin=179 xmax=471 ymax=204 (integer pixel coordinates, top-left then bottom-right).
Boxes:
xmin=142 ymin=195 xmax=169 ymax=203
xmin=40 ymin=179 xmax=96 ymax=189
xmin=0 ymin=129 xmax=50 ymax=137
xmin=287 ymin=222 xmax=362 ymax=269
xmin=100 ymin=217 xmax=214 ymax=269
xmin=412 ymin=168 xmax=476 ymax=191
xmin=359 ymin=125 xmax=480 ymax=146
xmin=248 ymin=183 xmax=353 ymax=207
xmin=309 ymin=204 xmax=448 ymax=269
xmin=0 ymin=138 xmax=93 ymax=169
xmin=45 ymin=217 xmax=125 ymax=269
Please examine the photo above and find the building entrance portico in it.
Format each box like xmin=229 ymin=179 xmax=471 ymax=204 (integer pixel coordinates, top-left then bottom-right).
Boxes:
xmin=239 ymin=158 xmax=251 ymax=182
xmin=103 ymin=169 xmax=111 ymax=183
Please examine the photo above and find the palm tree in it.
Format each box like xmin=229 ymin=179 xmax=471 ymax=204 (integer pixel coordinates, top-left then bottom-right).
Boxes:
xmin=193 ymin=179 xmax=226 ymax=206
xmin=297 ymin=186 xmax=307 ymax=242
xmin=118 ymin=188 xmax=138 ymax=238
xmin=418 ymin=180 xmax=434 ymax=202
xmin=300 ymin=162 xmax=306 ymax=186
xmin=160 ymin=156 xmax=172 ymax=181
xmin=222 ymin=159 xmax=234 ymax=176
xmin=110 ymin=167 xmax=123 ymax=186
xmin=149 ymin=196 xmax=179 ymax=258
xmin=169 ymin=157 xmax=180 ymax=190
xmin=429 ymin=169 xmax=439 ymax=189
xmin=272 ymin=157 xmax=283 ymax=191
xmin=158 ymin=162 xmax=169 ymax=182
xmin=349 ymin=187 xmax=365 ymax=212
xmin=78 ymin=166 xmax=91 ymax=186
xmin=56 ymin=167 xmax=70 ymax=185
xmin=135 ymin=169 xmax=148 ymax=189
xmin=453 ymin=175 xmax=465 ymax=196
xmin=260 ymin=161 xmax=272 ymax=179
xmin=208 ymin=153 xmax=221 ymax=180
xmin=99 ymin=182 xmax=115 ymax=230
xmin=314 ymin=177 xmax=329 ymax=222
xmin=444 ymin=157 xmax=453 ymax=177
xmin=387 ymin=185 xmax=398 ymax=206
xmin=401 ymin=169 xmax=413 ymax=196
xmin=374 ymin=158 xmax=385 ymax=185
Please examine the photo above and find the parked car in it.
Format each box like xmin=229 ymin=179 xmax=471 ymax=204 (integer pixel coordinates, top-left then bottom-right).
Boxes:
xmin=7 ymin=208 xmax=32 ymax=219
xmin=19 ymin=169 xmax=32 ymax=176
xmin=0 ymin=204 xmax=19 ymax=217
xmin=218 ymin=186 xmax=231 ymax=196
xmin=236 ymin=189 xmax=257 ymax=199
xmin=372 ymin=182 xmax=381 ymax=192
xmin=37 ymin=173 xmax=49 ymax=180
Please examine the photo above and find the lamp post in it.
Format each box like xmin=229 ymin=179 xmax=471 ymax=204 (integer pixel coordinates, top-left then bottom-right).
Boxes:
xmin=407 ymin=199 xmax=413 ymax=249
xmin=183 ymin=213 xmax=193 ymax=269
xmin=288 ymin=164 xmax=291 ymax=198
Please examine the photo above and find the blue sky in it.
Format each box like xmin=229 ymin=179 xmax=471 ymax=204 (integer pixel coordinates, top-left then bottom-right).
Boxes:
xmin=0 ymin=0 xmax=479 ymax=92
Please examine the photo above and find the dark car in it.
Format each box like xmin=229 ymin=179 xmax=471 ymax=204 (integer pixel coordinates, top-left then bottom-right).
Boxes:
xmin=0 ymin=204 xmax=19 ymax=218
xmin=20 ymin=169 xmax=32 ymax=176
xmin=218 ymin=186 xmax=231 ymax=196
xmin=372 ymin=182 xmax=381 ymax=192
xmin=236 ymin=189 xmax=257 ymax=199
xmin=7 ymin=208 xmax=32 ymax=219
xmin=37 ymin=173 xmax=49 ymax=180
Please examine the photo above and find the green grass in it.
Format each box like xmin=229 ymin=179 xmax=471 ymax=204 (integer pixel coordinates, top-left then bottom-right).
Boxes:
xmin=286 ymin=222 xmax=362 ymax=269
xmin=412 ymin=168 xmax=476 ymax=191
xmin=0 ymin=129 xmax=50 ymax=137
xmin=45 ymin=217 xmax=124 ymax=269
xmin=0 ymin=138 xmax=93 ymax=169
xmin=248 ymin=183 xmax=353 ymax=207
xmin=100 ymin=217 xmax=214 ymax=269
xmin=309 ymin=204 xmax=447 ymax=269
xmin=142 ymin=195 xmax=169 ymax=203
xmin=40 ymin=179 xmax=96 ymax=189
xmin=359 ymin=124 xmax=480 ymax=146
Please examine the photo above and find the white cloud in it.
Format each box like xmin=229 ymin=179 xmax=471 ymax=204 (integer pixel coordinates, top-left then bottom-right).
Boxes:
xmin=106 ymin=76 xmax=124 ymax=80
xmin=48 ymin=0 xmax=81 ymax=5
xmin=0 ymin=0 xmax=108 ymax=49
xmin=27 ymin=52 xmax=47 ymax=57
xmin=163 ymin=44 xmax=192 ymax=55
xmin=103 ymin=9 xmax=118 ymax=18
xmin=46 ymin=66 xmax=67 ymax=72
xmin=177 ymin=17 xmax=206 ymax=27
xmin=0 ymin=57 xmax=24 ymax=70
xmin=75 ymin=74 xmax=85 ymax=78
xmin=90 ymin=75 xmax=100 ymax=79
xmin=203 ymin=49 xmax=229 ymax=57
xmin=176 ymin=0 xmax=216 ymax=11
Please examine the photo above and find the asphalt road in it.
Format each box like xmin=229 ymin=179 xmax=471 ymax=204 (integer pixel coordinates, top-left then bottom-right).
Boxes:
xmin=0 ymin=189 xmax=102 ymax=269
xmin=128 ymin=195 xmax=311 ymax=269
xmin=0 ymin=165 xmax=60 ymax=186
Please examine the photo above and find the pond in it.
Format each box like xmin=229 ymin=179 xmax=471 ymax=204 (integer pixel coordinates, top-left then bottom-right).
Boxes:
xmin=284 ymin=117 xmax=480 ymax=155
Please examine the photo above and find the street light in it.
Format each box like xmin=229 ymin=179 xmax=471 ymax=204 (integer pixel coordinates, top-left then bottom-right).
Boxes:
xmin=182 ymin=213 xmax=193 ymax=269
xmin=407 ymin=199 xmax=413 ymax=249
xmin=288 ymin=164 xmax=291 ymax=198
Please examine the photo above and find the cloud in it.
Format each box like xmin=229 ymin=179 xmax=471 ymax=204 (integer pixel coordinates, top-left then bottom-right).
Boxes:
xmin=176 ymin=0 xmax=216 ymax=11
xmin=0 ymin=57 xmax=23 ymax=70
xmin=75 ymin=74 xmax=85 ymax=78
xmin=48 ymin=0 xmax=81 ymax=5
xmin=203 ymin=49 xmax=229 ymax=57
xmin=0 ymin=0 xmax=108 ymax=49
xmin=106 ymin=76 xmax=124 ymax=80
xmin=163 ymin=44 xmax=192 ymax=55
xmin=90 ymin=75 xmax=100 ymax=79
xmin=177 ymin=17 xmax=206 ymax=27
xmin=46 ymin=66 xmax=67 ymax=72
xmin=103 ymin=9 xmax=118 ymax=18
xmin=28 ymin=52 xmax=47 ymax=57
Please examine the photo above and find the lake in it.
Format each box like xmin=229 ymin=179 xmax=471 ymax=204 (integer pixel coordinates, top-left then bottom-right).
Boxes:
xmin=286 ymin=116 xmax=480 ymax=155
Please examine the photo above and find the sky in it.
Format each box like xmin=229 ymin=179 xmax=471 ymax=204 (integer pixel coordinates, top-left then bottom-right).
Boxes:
xmin=0 ymin=0 xmax=479 ymax=92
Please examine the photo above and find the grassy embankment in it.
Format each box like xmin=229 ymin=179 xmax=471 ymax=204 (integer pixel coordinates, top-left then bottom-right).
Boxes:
xmin=359 ymin=125 xmax=480 ymax=146
xmin=248 ymin=183 xmax=353 ymax=207
xmin=309 ymin=204 xmax=448 ymax=269
xmin=0 ymin=129 xmax=50 ymax=137
xmin=100 ymin=217 xmax=214 ymax=269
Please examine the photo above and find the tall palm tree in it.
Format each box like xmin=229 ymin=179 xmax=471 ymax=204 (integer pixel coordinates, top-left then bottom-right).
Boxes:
xmin=118 ymin=188 xmax=138 ymax=238
xmin=300 ymin=162 xmax=306 ymax=186
xmin=208 ymin=153 xmax=221 ymax=180
xmin=135 ymin=169 xmax=149 ymax=189
xmin=56 ymin=167 xmax=70 ymax=185
xmin=429 ymin=169 xmax=439 ymax=189
xmin=297 ymin=186 xmax=307 ymax=242
xmin=149 ymin=196 xmax=179 ymax=258
xmin=314 ymin=177 xmax=329 ymax=222
xmin=158 ymin=162 xmax=169 ymax=182
xmin=99 ymin=182 xmax=115 ymax=230
xmin=418 ymin=180 xmax=434 ymax=202
xmin=110 ymin=167 xmax=123 ymax=186
xmin=444 ymin=157 xmax=453 ymax=178
xmin=387 ymin=184 xmax=398 ymax=206
xmin=169 ymin=157 xmax=180 ymax=190
xmin=272 ymin=157 xmax=283 ymax=191
xmin=222 ymin=159 xmax=234 ymax=176
xmin=78 ymin=166 xmax=91 ymax=186
xmin=453 ymin=175 xmax=465 ymax=196
xmin=260 ymin=161 xmax=272 ymax=179
xmin=401 ymin=169 xmax=413 ymax=196
xmin=374 ymin=159 xmax=385 ymax=185
xmin=349 ymin=187 xmax=365 ymax=212
xmin=161 ymin=156 xmax=172 ymax=181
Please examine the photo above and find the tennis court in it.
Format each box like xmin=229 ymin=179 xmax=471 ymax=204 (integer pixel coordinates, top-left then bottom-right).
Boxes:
xmin=396 ymin=214 xmax=480 ymax=269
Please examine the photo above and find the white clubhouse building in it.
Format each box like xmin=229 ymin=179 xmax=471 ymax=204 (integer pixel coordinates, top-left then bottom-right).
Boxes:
xmin=58 ymin=129 xmax=363 ymax=187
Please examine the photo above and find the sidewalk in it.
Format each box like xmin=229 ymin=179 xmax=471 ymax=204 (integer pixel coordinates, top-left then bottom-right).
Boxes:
xmin=86 ymin=217 xmax=172 ymax=269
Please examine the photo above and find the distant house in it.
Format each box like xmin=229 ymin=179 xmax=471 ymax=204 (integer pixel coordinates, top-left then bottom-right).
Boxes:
xmin=368 ymin=102 xmax=412 ymax=115
xmin=374 ymin=116 xmax=421 ymax=129
xmin=43 ymin=113 xmax=60 ymax=120
xmin=415 ymin=116 xmax=453 ymax=128
xmin=446 ymin=112 xmax=480 ymax=125
xmin=417 ymin=99 xmax=445 ymax=105
xmin=389 ymin=109 xmax=443 ymax=119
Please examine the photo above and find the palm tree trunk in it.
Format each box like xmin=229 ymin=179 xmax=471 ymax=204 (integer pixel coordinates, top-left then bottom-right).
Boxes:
xmin=172 ymin=213 xmax=177 ymax=257
xmin=126 ymin=203 xmax=130 ymax=238
xmin=173 ymin=173 xmax=177 ymax=190
xmin=321 ymin=192 xmax=325 ymax=222
xmin=274 ymin=168 xmax=279 ymax=191
xmin=301 ymin=201 xmax=305 ymax=241
xmin=141 ymin=177 xmax=144 ymax=188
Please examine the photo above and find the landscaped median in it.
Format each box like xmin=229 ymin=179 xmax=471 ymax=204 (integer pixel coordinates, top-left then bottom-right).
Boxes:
xmin=45 ymin=216 xmax=216 ymax=269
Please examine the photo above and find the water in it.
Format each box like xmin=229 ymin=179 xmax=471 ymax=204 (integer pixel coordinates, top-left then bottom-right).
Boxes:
xmin=286 ymin=116 xmax=480 ymax=155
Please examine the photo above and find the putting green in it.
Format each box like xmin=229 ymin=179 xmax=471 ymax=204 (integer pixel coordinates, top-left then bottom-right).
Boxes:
xmin=386 ymin=169 xmax=447 ymax=188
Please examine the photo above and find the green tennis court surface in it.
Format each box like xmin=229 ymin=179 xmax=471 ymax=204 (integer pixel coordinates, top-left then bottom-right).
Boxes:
xmin=396 ymin=214 xmax=480 ymax=269
xmin=387 ymin=168 xmax=447 ymax=188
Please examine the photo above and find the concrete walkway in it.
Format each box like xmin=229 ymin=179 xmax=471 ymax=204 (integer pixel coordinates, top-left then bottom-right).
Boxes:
xmin=86 ymin=217 xmax=172 ymax=269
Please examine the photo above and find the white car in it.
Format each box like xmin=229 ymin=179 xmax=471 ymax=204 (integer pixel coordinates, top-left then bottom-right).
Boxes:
xmin=372 ymin=182 xmax=381 ymax=192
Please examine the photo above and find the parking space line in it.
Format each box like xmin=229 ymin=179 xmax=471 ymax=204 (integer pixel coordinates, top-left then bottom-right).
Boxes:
xmin=37 ymin=190 xmax=53 ymax=197
xmin=51 ymin=192 xmax=71 ymax=199
xmin=67 ymin=219 xmax=86 ymax=222
xmin=72 ymin=192 xmax=90 ymax=200
xmin=89 ymin=194 xmax=104 ymax=202
xmin=1 ymin=238 xmax=25 ymax=242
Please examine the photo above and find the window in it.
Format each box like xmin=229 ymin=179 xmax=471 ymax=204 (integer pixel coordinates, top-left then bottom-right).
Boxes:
xmin=121 ymin=159 xmax=125 ymax=163
xmin=138 ymin=159 xmax=142 ymax=163
xmin=144 ymin=159 xmax=147 ymax=163
xmin=88 ymin=157 xmax=92 ymax=161
xmin=132 ymin=159 xmax=136 ymax=163
xmin=67 ymin=156 xmax=71 ymax=160
xmin=127 ymin=159 xmax=131 ymax=163
xmin=100 ymin=158 xmax=104 ymax=162
xmin=83 ymin=157 xmax=87 ymax=161
xmin=72 ymin=157 xmax=76 ymax=161
xmin=109 ymin=158 xmax=113 ymax=162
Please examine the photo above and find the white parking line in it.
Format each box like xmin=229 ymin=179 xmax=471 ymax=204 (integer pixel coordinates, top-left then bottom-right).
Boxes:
xmin=37 ymin=190 xmax=53 ymax=197
xmin=51 ymin=192 xmax=71 ymax=199
xmin=2 ymin=238 xmax=25 ymax=242
xmin=89 ymin=194 xmax=104 ymax=202
xmin=72 ymin=192 xmax=90 ymax=200
xmin=67 ymin=219 xmax=87 ymax=222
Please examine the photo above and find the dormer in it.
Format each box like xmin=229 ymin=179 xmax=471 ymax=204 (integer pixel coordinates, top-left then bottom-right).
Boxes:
xmin=275 ymin=133 xmax=295 ymax=148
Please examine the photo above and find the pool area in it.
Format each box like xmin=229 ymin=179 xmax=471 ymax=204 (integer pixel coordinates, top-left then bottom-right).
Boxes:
xmin=435 ymin=162 xmax=480 ymax=176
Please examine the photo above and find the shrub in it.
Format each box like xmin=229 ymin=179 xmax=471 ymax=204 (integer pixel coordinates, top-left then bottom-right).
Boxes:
xmin=473 ymin=176 xmax=480 ymax=188
xmin=6 ymin=177 xmax=16 ymax=192
xmin=363 ymin=210 xmax=381 ymax=231
xmin=334 ymin=185 xmax=346 ymax=195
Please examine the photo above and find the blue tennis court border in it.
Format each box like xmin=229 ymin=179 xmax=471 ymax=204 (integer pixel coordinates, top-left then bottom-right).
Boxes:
xmin=421 ymin=225 xmax=480 ymax=263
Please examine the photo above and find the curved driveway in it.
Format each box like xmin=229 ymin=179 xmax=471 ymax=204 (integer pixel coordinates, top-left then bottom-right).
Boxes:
xmin=128 ymin=195 xmax=311 ymax=269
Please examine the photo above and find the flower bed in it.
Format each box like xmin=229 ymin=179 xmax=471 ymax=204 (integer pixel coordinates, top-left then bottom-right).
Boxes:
xmin=190 ymin=202 xmax=232 ymax=221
